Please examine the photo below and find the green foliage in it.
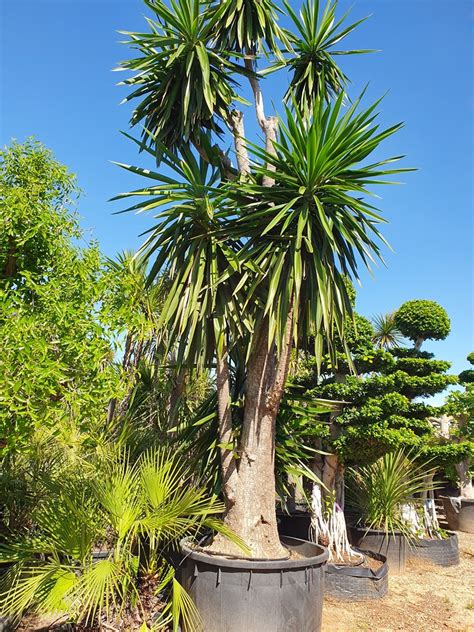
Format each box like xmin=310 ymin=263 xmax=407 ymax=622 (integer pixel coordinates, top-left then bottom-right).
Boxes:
xmin=283 ymin=0 xmax=371 ymax=108
xmin=395 ymin=299 xmax=451 ymax=345
xmin=0 ymin=138 xmax=79 ymax=285
xmin=420 ymin=441 xmax=474 ymax=470
xmin=459 ymin=369 xmax=474 ymax=384
xmin=226 ymin=94 xmax=405 ymax=354
xmin=118 ymin=0 xmax=245 ymax=156
xmin=371 ymin=312 xmax=403 ymax=350
xmin=211 ymin=0 xmax=285 ymax=53
xmin=347 ymin=450 xmax=437 ymax=538
xmin=444 ymin=352 xmax=474 ymax=460
xmin=0 ymin=446 xmax=240 ymax=629
xmin=0 ymin=140 xmax=128 ymax=451
xmin=297 ymin=296 xmax=459 ymax=468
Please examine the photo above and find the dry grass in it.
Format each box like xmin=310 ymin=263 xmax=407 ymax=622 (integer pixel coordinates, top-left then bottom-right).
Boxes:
xmin=322 ymin=531 xmax=474 ymax=632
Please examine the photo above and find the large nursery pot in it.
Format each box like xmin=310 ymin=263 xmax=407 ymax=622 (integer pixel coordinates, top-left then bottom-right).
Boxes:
xmin=441 ymin=497 xmax=474 ymax=533
xmin=180 ymin=536 xmax=328 ymax=632
xmin=406 ymin=531 xmax=459 ymax=567
xmin=349 ymin=526 xmax=407 ymax=573
xmin=324 ymin=549 xmax=388 ymax=601
xmin=277 ymin=510 xmax=311 ymax=541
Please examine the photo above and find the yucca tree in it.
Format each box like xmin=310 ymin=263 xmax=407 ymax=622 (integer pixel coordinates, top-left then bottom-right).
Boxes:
xmin=117 ymin=0 xmax=410 ymax=558
xmin=347 ymin=450 xmax=438 ymax=539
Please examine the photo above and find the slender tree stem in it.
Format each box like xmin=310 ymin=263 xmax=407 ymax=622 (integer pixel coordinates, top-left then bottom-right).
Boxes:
xmin=228 ymin=110 xmax=250 ymax=175
xmin=245 ymin=58 xmax=266 ymax=130
xmin=3 ymin=236 xmax=17 ymax=278
xmin=244 ymin=56 xmax=278 ymax=186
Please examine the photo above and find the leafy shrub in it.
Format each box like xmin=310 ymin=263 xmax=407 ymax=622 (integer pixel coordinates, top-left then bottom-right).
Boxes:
xmin=0 ymin=447 xmax=240 ymax=630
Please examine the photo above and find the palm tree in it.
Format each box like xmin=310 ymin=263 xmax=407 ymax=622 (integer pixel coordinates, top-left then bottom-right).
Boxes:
xmin=116 ymin=0 xmax=410 ymax=558
xmin=0 ymin=447 xmax=242 ymax=630
xmin=372 ymin=312 xmax=404 ymax=350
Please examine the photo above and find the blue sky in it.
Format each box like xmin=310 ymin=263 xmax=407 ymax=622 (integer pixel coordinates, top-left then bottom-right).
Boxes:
xmin=1 ymin=0 xmax=473 ymax=388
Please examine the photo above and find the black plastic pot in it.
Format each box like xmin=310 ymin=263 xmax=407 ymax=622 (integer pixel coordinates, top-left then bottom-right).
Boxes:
xmin=180 ymin=536 xmax=328 ymax=632
xmin=441 ymin=496 xmax=474 ymax=533
xmin=406 ymin=531 xmax=459 ymax=567
xmin=324 ymin=549 xmax=388 ymax=601
xmin=349 ymin=527 xmax=407 ymax=573
xmin=277 ymin=511 xmax=311 ymax=541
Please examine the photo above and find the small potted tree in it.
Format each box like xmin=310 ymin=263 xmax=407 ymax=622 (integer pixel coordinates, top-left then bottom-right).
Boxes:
xmin=116 ymin=0 xmax=409 ymax=628
xmin=347 ymin=450 xmax=441 ymax=573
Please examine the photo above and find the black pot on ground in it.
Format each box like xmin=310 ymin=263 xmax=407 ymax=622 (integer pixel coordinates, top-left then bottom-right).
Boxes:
xmin=441 ymin=497 xmax=474 ymax=533
xmin=349 ymin=527 xmax=407 ymax=573
xmin=277 ymin=511 xmax=311 ymax=541
xmin=406 ymin=531 xmax=459 ymax=567
xmin=324 ymin=549 xmax=388 ymax=601
xmin=180 ymin=536 xmax=328 ymax=632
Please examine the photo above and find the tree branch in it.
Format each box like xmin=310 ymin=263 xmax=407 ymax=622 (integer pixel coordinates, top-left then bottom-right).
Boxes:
xmin=191 ymin=137 xmax=237 ymax=181
xmin=244 ymin=56 xmax=278 ymax=186
xmin=245 ymin=57 xmax=266 ymax=130
xmin=228 ymin=110 xmax=250 ymax=175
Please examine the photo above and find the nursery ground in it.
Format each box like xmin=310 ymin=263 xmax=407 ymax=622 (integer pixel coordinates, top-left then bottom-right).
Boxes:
xmin=322 ymin=531 xmax=474 ymax=632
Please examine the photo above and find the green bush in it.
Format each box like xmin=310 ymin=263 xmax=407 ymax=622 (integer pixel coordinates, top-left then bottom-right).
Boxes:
xmin=0 ymin=447 xmax=241 ymax=630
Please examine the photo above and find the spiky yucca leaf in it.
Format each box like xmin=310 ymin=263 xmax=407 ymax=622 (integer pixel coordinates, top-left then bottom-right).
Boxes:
xmin=118 ymin=0 xmax=245 ymax=156
xmin=114 ymin=142 xmax=246 ymax=367
xmin=347 ymin=449 xmax=438 ymax=539
xmin=372 ymin=312 xmax=404 ymax=350
xmin=282 ymin=0 xmax=372 ymax=108
xmin=209 ymin=0 xmax=286 ymax=54
xmin=229 ymin=93 xmax=410 ymax=358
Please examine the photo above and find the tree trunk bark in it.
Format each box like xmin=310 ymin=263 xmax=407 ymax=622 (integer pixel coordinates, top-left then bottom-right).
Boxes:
xmin=211 ymin=315 xmax=293 ymax=558
xmin=210 ymin=54 xmax=286 ymax=558
xmin=414 ymin=336 xmax=425 ymax=352
xmin=228 ymin=110 xmax=250 ymax=176
xmin=456 ymin=460 xmax=474 ymax=498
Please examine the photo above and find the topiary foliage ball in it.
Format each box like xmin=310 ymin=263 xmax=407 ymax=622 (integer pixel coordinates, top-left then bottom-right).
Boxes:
xmin=394 ymin=300 xmax=450 ymax=344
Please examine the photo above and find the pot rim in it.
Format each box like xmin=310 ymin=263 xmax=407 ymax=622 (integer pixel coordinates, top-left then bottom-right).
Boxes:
xmin=350 ymin=526 xmax=404 ymax=537
xmin=180 ymin=535 xmax=328 ymax=570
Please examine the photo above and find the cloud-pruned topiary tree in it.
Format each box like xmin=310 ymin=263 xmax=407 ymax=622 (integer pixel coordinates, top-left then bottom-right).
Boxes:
xmin=395 ymin=299 xmax=450 ymax=351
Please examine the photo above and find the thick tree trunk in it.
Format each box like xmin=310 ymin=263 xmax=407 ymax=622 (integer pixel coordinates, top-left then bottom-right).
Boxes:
xmin=211 ymin=316 xmax=293 ymax=558
xmin=456 ymin=460 xmax=474 ymax=498
xmin=210 ymin=55 xmax=286 ymax=558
